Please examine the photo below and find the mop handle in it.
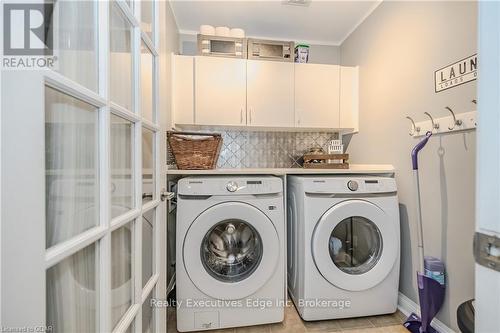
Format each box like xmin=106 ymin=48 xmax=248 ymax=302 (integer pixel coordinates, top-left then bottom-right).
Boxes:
xmin=411 ymin=131 xmax=432 ymax=170
xmin=411 ymin=131 xmax=432 ymax=274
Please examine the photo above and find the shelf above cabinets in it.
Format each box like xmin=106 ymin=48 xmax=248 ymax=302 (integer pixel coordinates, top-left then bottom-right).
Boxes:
xmin=172 ymin=55 xmax=359 ymax=132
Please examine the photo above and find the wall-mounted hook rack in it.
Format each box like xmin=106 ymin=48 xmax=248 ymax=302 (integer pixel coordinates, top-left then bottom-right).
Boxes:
xmin=424 ymin=112 xmax=440 ymax=130
xmin=445 ymin=107 xmax=462 ymax=130
xmin=410 ymin=106 xmax=477 ymax=137
xmin=406 ymin=116 xmax=421 ymax=136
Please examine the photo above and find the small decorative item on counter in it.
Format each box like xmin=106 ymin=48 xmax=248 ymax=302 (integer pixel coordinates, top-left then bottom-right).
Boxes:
xmin=303 ymin=146 xmax=349 ymax=169
xmin=328 ymin=139 xmax=344 ymax=163
xmin=295 ymin=44 xmax=310 ymax=63
xmin=167 ymin=131 xmax=222 ymax=170
xmin=306 ymin=147 xmax=326 ymax=163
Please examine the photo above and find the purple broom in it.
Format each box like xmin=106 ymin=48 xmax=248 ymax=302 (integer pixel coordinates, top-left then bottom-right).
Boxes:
xmin=404 ymin=131 xmax=446 ymax=333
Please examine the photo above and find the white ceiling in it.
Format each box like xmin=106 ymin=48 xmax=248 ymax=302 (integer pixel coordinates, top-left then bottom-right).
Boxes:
xmin=170 ymin=0 xmax=382 ymax=46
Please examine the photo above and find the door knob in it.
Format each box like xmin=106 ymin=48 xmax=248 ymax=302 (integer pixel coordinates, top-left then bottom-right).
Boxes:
xmin=161 ymin=190 xmax=175 ymax=202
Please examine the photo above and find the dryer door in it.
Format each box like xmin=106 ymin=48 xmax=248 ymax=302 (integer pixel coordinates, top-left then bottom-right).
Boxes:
xmin=183 ymin=201 xmax=280 ymax=300
xmin=312 ymin=200 xmax=398 ymax=291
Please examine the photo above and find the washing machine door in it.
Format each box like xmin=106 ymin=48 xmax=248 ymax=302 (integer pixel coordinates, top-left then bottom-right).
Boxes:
xmin=312 ymin=199 xmax=398 ymax=291
xmin=183 ymin=201 xmax=280 ymax=300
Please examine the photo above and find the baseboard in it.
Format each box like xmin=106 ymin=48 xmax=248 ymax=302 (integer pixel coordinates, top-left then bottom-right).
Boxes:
xmin=397 ymin=292 xmax=456 ymax=333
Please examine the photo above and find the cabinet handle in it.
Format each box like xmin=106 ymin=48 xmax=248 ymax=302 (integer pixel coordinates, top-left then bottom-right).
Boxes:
xmin=240 ymin=109 xmax=243 ymax=124
xmin=249 ymin=109 xmax=252 ymax=124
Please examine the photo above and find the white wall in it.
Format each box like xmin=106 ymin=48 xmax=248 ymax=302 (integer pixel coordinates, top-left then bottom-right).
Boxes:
xmin=340 ymin=1 xmax=477 ymax=331
xmin=307 ymin=44 xmax=340 ymax=65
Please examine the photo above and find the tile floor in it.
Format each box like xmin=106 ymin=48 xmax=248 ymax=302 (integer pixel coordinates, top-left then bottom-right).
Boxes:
xmin=167 ymin=300 xmax=408 ymax=333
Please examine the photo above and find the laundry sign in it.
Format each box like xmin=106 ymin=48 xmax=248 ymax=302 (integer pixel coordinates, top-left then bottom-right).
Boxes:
xmin=434 ymin=54 xmax=477 ymax=93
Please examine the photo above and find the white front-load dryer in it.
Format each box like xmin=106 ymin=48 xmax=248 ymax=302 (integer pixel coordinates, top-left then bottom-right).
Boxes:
xmin=287 ymin=176 xmax=400 ymax=321
xmin=176 ymin=176 xmax=285 ymax=332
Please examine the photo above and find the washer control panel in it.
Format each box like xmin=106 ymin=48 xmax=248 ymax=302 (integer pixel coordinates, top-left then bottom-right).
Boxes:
xmin=178 ymin=176 xmax=283 ymax=196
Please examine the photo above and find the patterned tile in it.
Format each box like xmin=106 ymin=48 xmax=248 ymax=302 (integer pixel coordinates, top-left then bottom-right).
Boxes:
xmin=168 ymin=130 xmax=340 ymax=169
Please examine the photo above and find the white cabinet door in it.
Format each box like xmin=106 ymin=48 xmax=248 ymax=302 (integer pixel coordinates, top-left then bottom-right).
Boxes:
xmin=340 ymin=66 xmax=359 ymax=132
xmin=195 ymin=56 xmax=247 ymax=126
xmin=246 ymin=60 xmax=294 ymax=127
xmin=173 ymin=55 xmax=194 ymax=126
xmin=294 ymin=63 xmax=340 ymax=128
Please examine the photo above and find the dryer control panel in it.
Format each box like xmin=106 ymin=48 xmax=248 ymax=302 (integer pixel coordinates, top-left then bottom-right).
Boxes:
xmin=293 ymin=176 xmax=397 ymax=195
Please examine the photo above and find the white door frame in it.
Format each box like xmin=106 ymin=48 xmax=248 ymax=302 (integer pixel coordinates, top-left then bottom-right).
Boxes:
xmin=475 ymin=1 xmax=500 ymax=332
xmin=0 ymin=1 xmax=167 ymax=332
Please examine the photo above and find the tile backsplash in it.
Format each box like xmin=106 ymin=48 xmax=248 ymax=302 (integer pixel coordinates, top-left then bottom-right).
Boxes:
xmin=168 ymin=130 xmax=339 ymax=169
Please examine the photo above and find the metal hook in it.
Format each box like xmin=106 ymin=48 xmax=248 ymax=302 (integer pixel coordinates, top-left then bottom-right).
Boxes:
xmin=445 ymin=106 xmax=462 ymax=130
xmin=472 ymin=99 xmax=477 ymax=105
xmin=406 ymin=116 xmax=420 ymax=136
xmin=424 ymin=112 xmax=439 ymax=130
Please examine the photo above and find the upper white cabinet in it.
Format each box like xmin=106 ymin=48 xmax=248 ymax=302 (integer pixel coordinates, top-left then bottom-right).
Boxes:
xmin=195 ymin=56 xmax=247 ymax=126
xmin=172 ymin=55 xmax=194 ymax=125
xmin=295 ymin=63 xmax=340 ymax=128
xmin=246 ymin=60 xmax=294 ymax=127
xmin=171 ymin=55 xmax=359 ymax=131
xmin=340 ymin=66 xmax=359 ymax=132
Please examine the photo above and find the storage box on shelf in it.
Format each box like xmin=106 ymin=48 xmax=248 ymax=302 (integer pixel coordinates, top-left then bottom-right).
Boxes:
xmin=303 ymin=153 xmax=350 ymax=169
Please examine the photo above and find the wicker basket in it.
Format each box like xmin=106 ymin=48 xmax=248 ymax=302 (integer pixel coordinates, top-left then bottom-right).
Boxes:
xmin=167 ymin=131 xmax=222 ymax=170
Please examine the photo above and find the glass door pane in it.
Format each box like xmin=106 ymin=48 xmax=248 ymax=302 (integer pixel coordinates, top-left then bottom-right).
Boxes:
xmin=142 ymin=128 xmax=154 ymax=203
xmin=46 ymin=243 xmax=98 ymax=332
xmin=140 ymin=0 xmax=153 ymax=40
xmin=140 ymin=42 xmax=154 ymax=122
xmin=50 ymin=0 xmax=98 ymax=91
xmin=110 ymin=114 xmax=134 ymax=218
xmin=142 ymin=289 xmax=154 ymax=333
xmin=45 ymin=86 xmax=99 ymax=248
xmin=111 ymin=224 xmax=134 ymax=328
xmin=142 ymin=209 xmax=154 ymax=287
xmin=110 ymin=3 xmax=133 ymax=110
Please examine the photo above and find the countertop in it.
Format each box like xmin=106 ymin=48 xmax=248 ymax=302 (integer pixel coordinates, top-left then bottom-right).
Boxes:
xmin=166 ymin=164 xmax=395 ymax=176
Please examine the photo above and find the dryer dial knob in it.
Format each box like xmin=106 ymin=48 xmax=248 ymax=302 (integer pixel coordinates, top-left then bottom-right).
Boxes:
xmin=347 ymin=180 xmax=359 ymax=191
xmin=226 ymin=181 xmax=238 ymax=192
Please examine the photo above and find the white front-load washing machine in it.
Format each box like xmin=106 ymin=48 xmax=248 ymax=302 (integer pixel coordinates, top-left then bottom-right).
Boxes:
xmin=287 ymin=176 xmax=400 ymax=321
xmin=176 ymin=176 xmax=285 ymax=332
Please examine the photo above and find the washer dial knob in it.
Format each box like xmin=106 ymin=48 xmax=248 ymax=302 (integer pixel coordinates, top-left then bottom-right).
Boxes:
xmin=347 ymin=180 xmax=359 ymax=191
xmin=226 ymin=181 xmax=239 ymax=192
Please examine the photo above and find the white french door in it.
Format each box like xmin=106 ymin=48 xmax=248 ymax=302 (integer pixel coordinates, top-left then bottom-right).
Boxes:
xmin=475 ymin=1 xmax=500 ymax=332
xmin=1 ymin=1 xmax=166 ymax=332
